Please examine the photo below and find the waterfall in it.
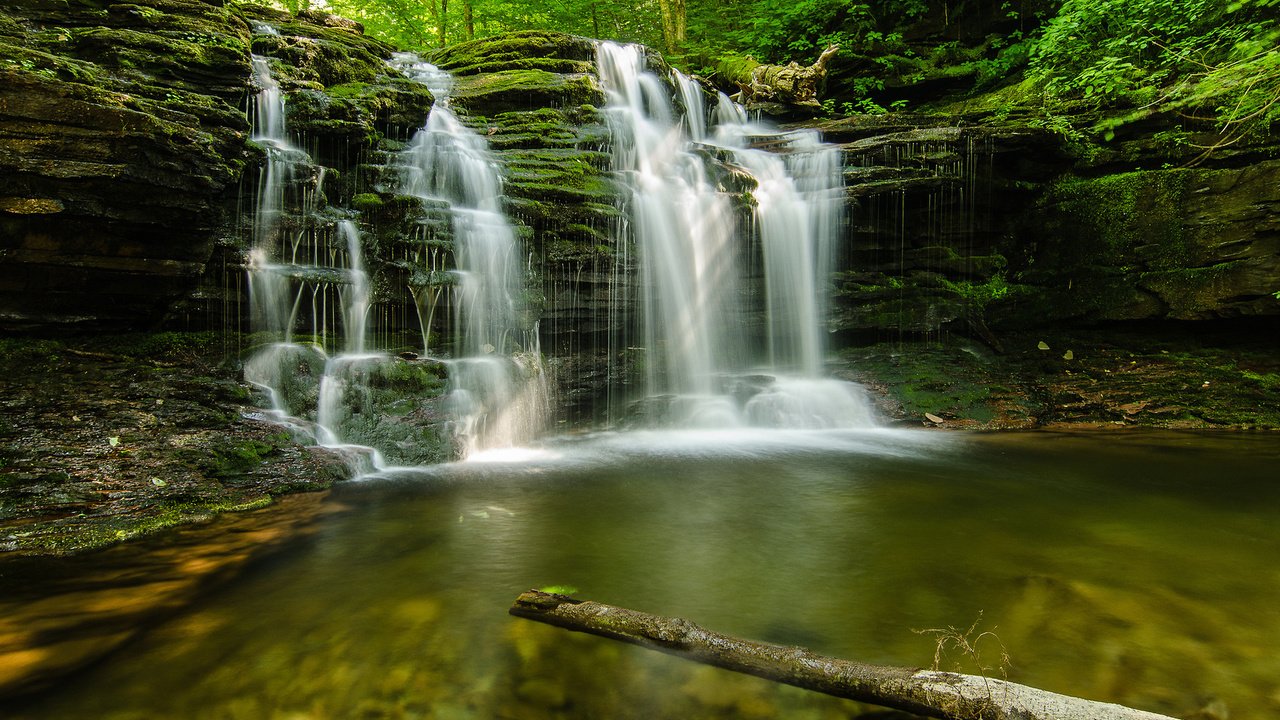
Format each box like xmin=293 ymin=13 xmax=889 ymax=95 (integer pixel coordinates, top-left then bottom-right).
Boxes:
xmin=246 ymin=55 xmax=294 ymax=338
xmin=598 ymin=44 xmax=740 ymax=410
xmin=714 ymin=125 xmax=842 ymax=378
xmin=597 ymin=43 xmax=874 ymax=429
xmin=240 ymin=42 xmax=870 ymax=472
xmin=393 ymin=53 xmax=549 ymax=457
xmin=242 ymin=54 xmax=387 ymax=473
xmin=339 ymin=220 xmax=370 ymax=355
xmin=673 ymin=69 xmax=707 ymax=142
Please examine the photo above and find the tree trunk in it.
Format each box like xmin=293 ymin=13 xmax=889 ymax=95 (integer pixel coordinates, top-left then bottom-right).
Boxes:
xmin=656 ymin=0 xmax=676 ymax=51
xmin=437 ymin=0 xmax=447 ymax=46
xmin=509 ymin=591 xmax=1180 ymax=720
xmin=462 ymin=0 xmax=473 ymax=40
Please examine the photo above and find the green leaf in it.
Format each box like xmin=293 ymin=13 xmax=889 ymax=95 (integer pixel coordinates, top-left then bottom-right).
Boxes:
xmin=538 ymin=584 xmax=580 ymax=595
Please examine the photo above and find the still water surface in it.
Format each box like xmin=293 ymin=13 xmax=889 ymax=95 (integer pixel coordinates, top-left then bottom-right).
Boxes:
xmin=13 ymin=430 xmax=1280 ymax=719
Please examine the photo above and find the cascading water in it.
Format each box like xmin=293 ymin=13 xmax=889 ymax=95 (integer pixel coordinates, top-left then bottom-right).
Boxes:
xmin=597 ymin=43 xmax=874 ymax=429
xmin=339 ymin=220 xmax=371 ymax=355
xmin=598 ymin=48 xmax=741 ymax=415
xmin=245 ymin=55 xmax=296 ymax=338
xmin=392 ymin=53 xmax=549 ymax=458
xmin=242 ymin=40 xmax=867 ymax=471
xmin=242 ymin=52 xmax=386 ymax=472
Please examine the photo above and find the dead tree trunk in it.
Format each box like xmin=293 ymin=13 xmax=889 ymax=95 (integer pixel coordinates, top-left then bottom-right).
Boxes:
xmin=510 ymin=590 xmax=1180 ymax=720
xmin=720 ymin=45 xmax=841 ymax=110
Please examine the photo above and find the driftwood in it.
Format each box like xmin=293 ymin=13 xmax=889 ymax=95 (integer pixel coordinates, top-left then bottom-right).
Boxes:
xmin=721 ymin=45 xmax=840 ymax=109
xmin=509 ymin=590 xmax=1180 ymax=720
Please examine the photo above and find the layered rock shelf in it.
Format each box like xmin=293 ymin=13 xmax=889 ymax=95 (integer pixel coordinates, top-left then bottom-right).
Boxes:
xmin=0 ymin=0 xmax=253 ymax=328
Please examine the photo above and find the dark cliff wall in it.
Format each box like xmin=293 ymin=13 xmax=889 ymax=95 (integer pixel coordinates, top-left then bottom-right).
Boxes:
xmin=821 ymin=115 xmax=1280 ymax=345
xmin=0 ymin=0 xmax=433 ymax=332
xmin=0 ymin=0 xmax=253 ymax=329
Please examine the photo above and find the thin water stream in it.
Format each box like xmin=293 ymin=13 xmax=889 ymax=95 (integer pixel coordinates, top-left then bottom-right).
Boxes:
xmin=9 ymin=431 xmax=1278 ymax=719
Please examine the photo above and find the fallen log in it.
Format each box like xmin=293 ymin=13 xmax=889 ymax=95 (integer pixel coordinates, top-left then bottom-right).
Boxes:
xmin=509 ymin=590 xmax=1180 ymax=720
xmin=718 ymin=45 xmax=840 ymax=110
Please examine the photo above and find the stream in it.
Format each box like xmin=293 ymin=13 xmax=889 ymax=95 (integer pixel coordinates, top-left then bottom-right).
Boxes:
xmin=8 ymin=429 xmax=1278 ymax=719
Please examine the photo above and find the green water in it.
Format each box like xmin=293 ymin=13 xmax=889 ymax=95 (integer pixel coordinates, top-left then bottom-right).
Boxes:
xmin=12 ymin=430 xmax=1280 ymax=719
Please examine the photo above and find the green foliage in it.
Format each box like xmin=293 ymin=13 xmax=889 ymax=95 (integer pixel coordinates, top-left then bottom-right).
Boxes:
xmin=941 ymin=274 xmax=1015 ymax=308
xmin=235 ymin=0 xmax=1274 ymax=146
xmin=246 ymin=0 xmax=666 ymax=52
xmin=973 ymin=33 xmax=1031 ymax=90
xmin=352 ymin=192 xmax=385 ymax=212
xmin=1029 ymin=0 xmax=1280 ymax=144
xmin=1032 ymin=0 xmax=1233 ymax=102
xmin=719 ymin=0 xmax=873 ymax=62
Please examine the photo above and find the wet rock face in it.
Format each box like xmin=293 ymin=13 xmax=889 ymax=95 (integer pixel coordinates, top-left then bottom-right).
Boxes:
xmin=0 ymin=1 xmax=434 ymax=332
xmin=816 ymin=115 xmax=1070 ymax=339
xmin=0 ymin=0 xmax=254 ymax=330
xmin=241 ymin=6 xmax=433 ymax=149
xmin=1008 ymin=162 xmax=1280 ymax=324
xmin=817 ymin=112 xmax=1280 ymax=339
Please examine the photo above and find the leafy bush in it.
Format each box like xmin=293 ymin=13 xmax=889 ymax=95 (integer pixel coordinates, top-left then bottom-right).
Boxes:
xmin=1029 ymin=0 xmax=1279 ymax=143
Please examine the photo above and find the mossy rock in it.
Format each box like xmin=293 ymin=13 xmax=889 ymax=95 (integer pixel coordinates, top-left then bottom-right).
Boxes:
xmin=240 ymin=5 xmax=397 ymax=88
xmin=188 ymin=438 xmax=278 ymax=482
xmin=502 ymin=148 xmax=612 ymax=192
xmin=430 ymin=30 xmax=598 ymax=74
xmin=284 ymin=78 xmax=433 ymax=139
xmin=0 ymin=0 xmax=254 ymax=328
xmin=300 ymin=355 xmax=453 ymax=466
xmin=481 ymin=108 xmax=591 ymax=149
xmin=449 ymin=68 xmax=603 ymax=115
xmin=1041 ymin=169 xmax=1199 ymax=270
xmin=241 ymin=8 xmax=399 ymax=108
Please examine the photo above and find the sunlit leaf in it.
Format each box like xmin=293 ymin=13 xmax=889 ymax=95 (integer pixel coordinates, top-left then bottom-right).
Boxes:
xmin=538 ymin=585 xmax=580 ymax=595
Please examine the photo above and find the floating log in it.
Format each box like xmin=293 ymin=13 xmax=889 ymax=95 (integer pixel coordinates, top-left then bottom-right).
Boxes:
xmin=509 ymin=590 xmax=1180 ymax=720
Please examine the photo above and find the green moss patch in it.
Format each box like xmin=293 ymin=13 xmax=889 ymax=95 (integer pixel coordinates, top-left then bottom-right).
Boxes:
xmin=450 ymin=69 xmax=602 ymax=114
xmin=430 ymin=31 xmax=597 ymax=74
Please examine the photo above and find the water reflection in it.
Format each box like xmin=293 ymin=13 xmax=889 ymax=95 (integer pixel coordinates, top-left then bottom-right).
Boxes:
xmin=10 ymin=431 xmax=1280 ymax=719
